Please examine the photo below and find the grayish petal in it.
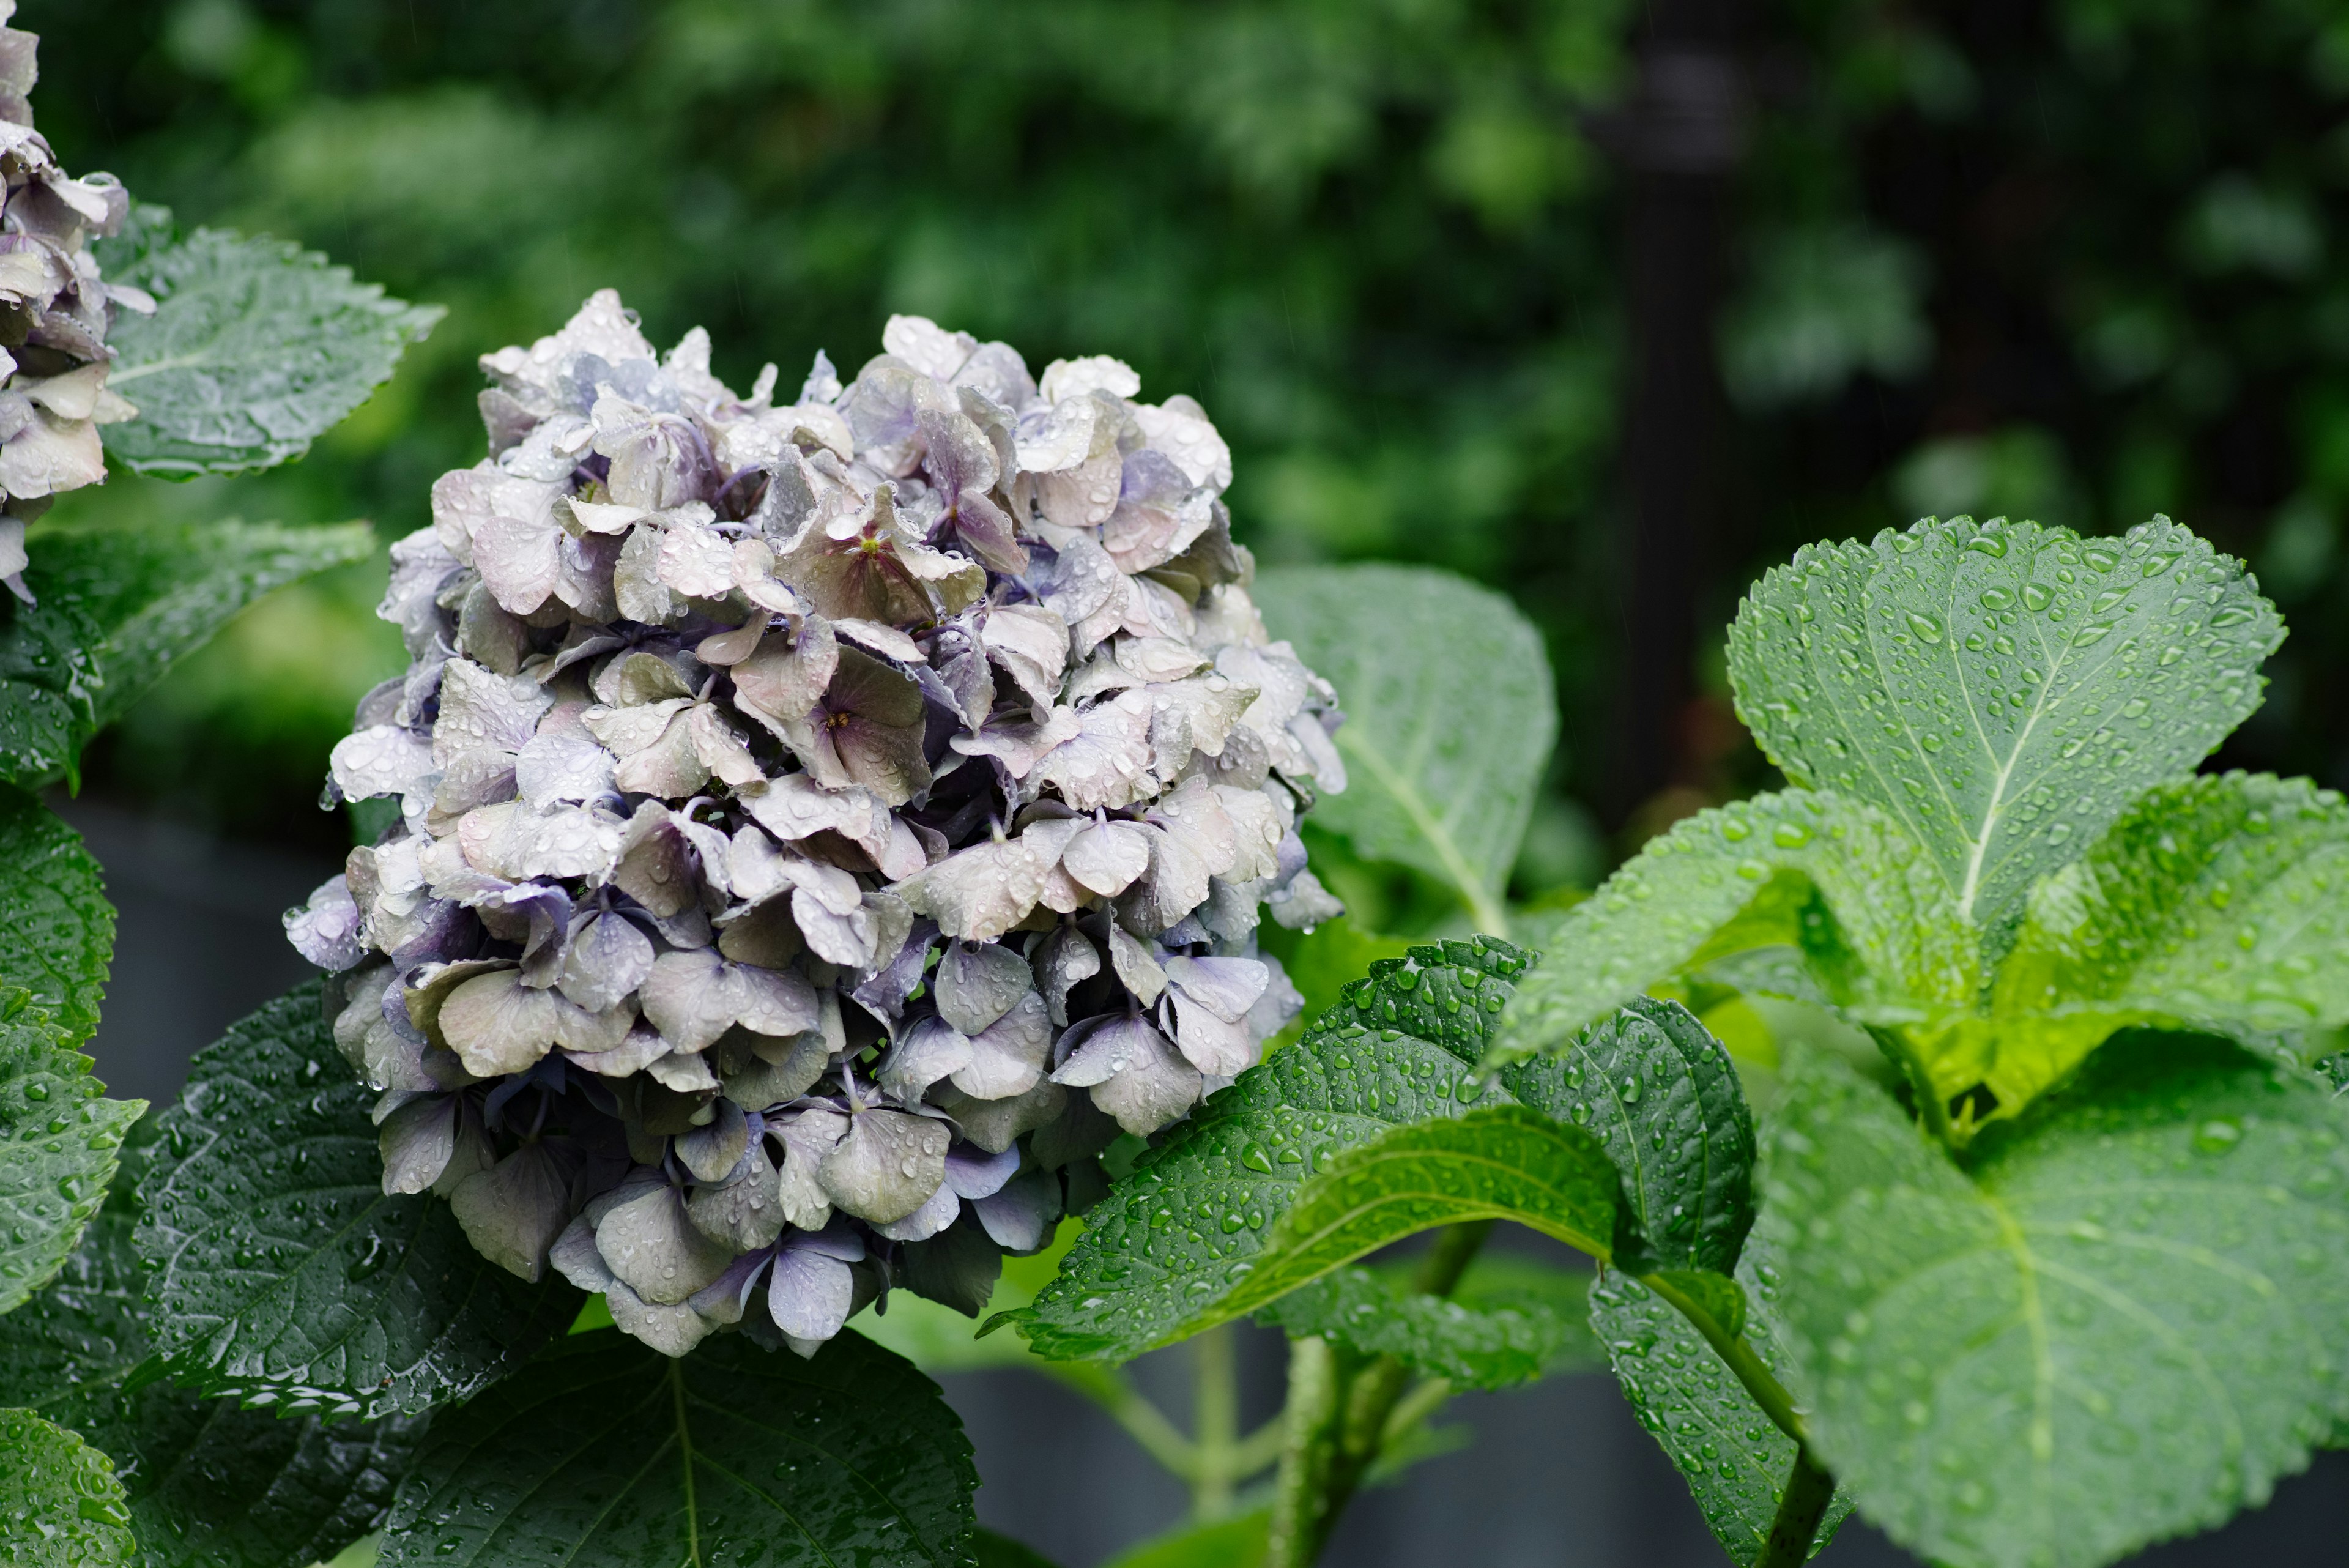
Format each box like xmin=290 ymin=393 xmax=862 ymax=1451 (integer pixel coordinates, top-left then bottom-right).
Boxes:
xmin=817 ymin=1108 xmax=949 ymax=1225
xmin=595 ymin=1183 xmax=736 ymax=1305
xmin=973 ymin=1169 xmax=1063 ymax=1254
xmin=933 ymin=939 xmax=1034 ymax=1036
xmin=449 ymin=1143 xmax=576 ymax=1282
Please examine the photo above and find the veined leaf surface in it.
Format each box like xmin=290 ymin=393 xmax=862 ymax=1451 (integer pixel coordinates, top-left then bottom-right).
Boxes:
xmin=0 ymin=995 xmax=142 ymax=1313
xmin=0 ymin=517 xmax=375 ymax=787
xmin=0 ymin=1200 xmax=426 ymax=1568
xmin=0 ymin=788 xmax=111 ymax=1042
xmin=137 ymin=984 xmax=580 ymax=1419
xmin=0 ymin=1406 xmax=135 ymax=1567
xmin=1985 ymin=771 xmax=2349 ymax=1107
xmin=1756 ymin=1038 xmax=2349 ymax=1568
xmin=378 ymin=1331 xmax=975 ymax=1568
xmin=98 ymin=214 xmax=442 ymax=478
xmin=1727 ymin=515 xmax=2280 ymax=934
xmin=1254 ymin=564 xmax=1555 ymax=932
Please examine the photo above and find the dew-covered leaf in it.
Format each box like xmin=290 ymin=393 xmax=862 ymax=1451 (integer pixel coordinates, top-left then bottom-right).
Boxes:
xmin=1755 ymin=1036 xmax=2349 ymax=1568
xmin=137 ymin=983 xmax=581 ymax=1419
xmin=0 ymin=516 xmax=375 ymax=787
xmin=1505 ymin=997 xmax=1754 ymax=1273
xmin=1590 ymin=1271 xmax=1850 ymax=1566
xmin=1984 ymin=772 xmax=2349 ymax=1110
xmin=1219 ymin=1107 xmax=1617 ymax=1325
xmin=1253 ymin=564 xmax=1554 ymax=931
xmin=1727 ymin=515 xmax=2281 ymax=934
xmin=1488 ymin=789 xmax=1972 ymax=1071
xmin=0 ymin=787 xmax=111 ymax=1043
xmin=0 ymin=1198 xmax=426 ymax=1568
xmin=97 ymin=217 xmax=442 ymax=478
xmin=1260 ymin=1253 xmax=1599 ymax=1388
xmin=1014 ymin=938 xmax=1537 ymax=1361
xmin=0 ymin=994 xmax=143 ymax=1313
xmin=377 ymin=1331 xmax=976 ymax=1568
xmin=0 ymin=1406 xmax=135 ymax=1567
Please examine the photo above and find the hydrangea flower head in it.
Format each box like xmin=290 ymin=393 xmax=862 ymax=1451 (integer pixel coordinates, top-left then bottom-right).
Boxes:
xmin=0 ymin=0 xmax=154 ymax=602
xmin=291 ymin=292 xmax=1346 ymax=1356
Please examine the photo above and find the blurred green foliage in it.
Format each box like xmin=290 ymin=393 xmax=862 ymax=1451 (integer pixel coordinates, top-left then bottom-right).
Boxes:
xmin=27 ymin=0 xmax=2349 ymax=869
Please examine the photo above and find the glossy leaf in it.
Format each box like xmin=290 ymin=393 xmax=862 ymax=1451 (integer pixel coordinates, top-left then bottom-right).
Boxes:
xmin=1220 ymin=1107 xmax=1618 ymax=1325
xmin=0 ymin=1406 xmax=136 ymax=1567
xmin=1013 ymin=939 xmax=1535 ymax=1361
xmin=0 ymin=788 xmax=112 ymax=1044
xmin=1260 ymin=1253 xmax=1598 ymax=1388
xmin=1727 ymin=515 xmax=2280 ymax=933
xmin=98 ymin=215 xmax=442 ymax=478
xmin=1100 ymin=1510 xmax=1269 ymax=1568
xmin=1755 ymin=1037 xmax=2349 ymax=1568
xmin=1590 ymin=1272 xmax=1850 ymax=1566
xmin=0 ymin=516 xmax=375 ymax=787
xmin=0 ymin=1200 xmax=426 ymax=1568
xmin=1253 ymin=563 xmax=1555 ymax=932
xmin=137 ymin=983 xmax=581 ymax=1419
xmin=1984 ymin=771 xmax=2349 ymax=1109
xmin=1505 ymin=996 xmax=1755 ymax=1273
xmin=0 ymin=994 xmax=143 ymax=1313
xmin=1489 ymin=789 xmax=1973 ymax=1071
xmin=377 ymin=1331 xmax=976 ymax=1568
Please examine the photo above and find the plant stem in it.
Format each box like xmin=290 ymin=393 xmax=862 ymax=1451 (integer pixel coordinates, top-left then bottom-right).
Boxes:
xmin=1264 ymin=1221 xmax=1496 ymax=1568
xmin=1756 ymin=1443 xmax=1837 ymax=1568
xmin=1266 ymin=1334 xmax=1339 ymax=1568
xmin=1044 ymin=1364 xmax=1200 ymax=1481
xmin=1191 ymin=1323 xmax=1240 ymax=1519
xmin=1635 ymin=1271 xmax=1808 ymax=1446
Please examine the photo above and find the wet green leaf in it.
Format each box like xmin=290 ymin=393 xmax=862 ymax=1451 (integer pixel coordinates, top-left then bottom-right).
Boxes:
xmin=0 ymin=994 xmax=142 ymax=1313
xmin=1755 ymin=1037 xmax=2349 ymax=1568
xmin=1727 ymin=515 xmax=2281 ymax=934
xmin=137 ymin=983 xmax=580 ymax=1419
xmin=1260 ymin=1253 xmax=1598 ymax=1388
xmin=0 ymin=788 xmax=111 ymax=1043
xmin=1254 ymin=564 xmax=1554 ymax=932
xmin=0 ymin=1406 xmax=135 ymax=1567
xmin=0 ymin=516 xmax=375 ymax=787
xmin=378 ymin=1331 xmax=974 ymax=1568
xmin=1015 ymin=938 xmax=1537 ymax=1361
xmin=98 ymin=214 xmax=442 ymax=478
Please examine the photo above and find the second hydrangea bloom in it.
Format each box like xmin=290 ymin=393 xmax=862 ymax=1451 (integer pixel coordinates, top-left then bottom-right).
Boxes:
xmin=289 ymin=293 xmax=1346 ymax=1356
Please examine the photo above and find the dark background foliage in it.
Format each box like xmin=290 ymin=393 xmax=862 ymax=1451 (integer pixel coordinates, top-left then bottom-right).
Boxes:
xmin=28 ymin=0 xmax=2349 ymax=890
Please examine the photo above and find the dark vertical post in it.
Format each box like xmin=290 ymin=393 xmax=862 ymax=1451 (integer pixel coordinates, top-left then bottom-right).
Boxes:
xmin=1603 ymin=1 xmax=1745 ymax=831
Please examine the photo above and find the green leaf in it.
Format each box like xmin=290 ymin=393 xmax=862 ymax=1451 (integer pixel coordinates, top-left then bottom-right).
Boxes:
xmin=1984 ymin=771 xmax=2349 ymax=1110
xmin=97 ymin=217 xmax=442 ymax=478
xmin=1100 ymin=1509 xmax=1269 ymax=1568
xmin=1219 ymin=1106 xmax=1618 ymax=1325
xmin=377 ymin=1331 xmax=976 ymax=1568
xmin=1504 ymin=996 xmax=1756 ymax=1273
xmin=975 ymin=1528 xmax=1064 ymax=1568
xmin=1 ymin=516 xmax=376 ymax=786
xmin=0 ymin=994 xmax=143 ymax=1313
xmin=1727 ymin=515 xmax=2281 ymax=933
xmin=1258 ymin=1255 xmax=1597 ymax=1388
xmin=1253 ymin=563 xmax=1556 ymax=933
xmin=137 ymin=983 xmax=581 ymax=1419
xmin=1590 ymin=1273 xmax=1850 ymax=1566
xmin=0 ymin=788 xmax=112 ymax=1042
xmin=1755 ymin=1036 xmax=2349 ymax=1568
xmin=0 ymin=1198 xmax=428 ymax=1568
xmin=1488 ymin=789 xmax=1974 ymax=1072
xmin=0 ymin=1406 xmax=136 ymax=1567
xmin=1014 ymin=938 xmax=1537 ymax=1361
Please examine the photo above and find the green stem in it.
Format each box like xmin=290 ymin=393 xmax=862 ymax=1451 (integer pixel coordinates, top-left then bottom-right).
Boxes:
xmin=1192 ymin=1323 xmax=1240 ymax=1519
xmin=1266 ymin=1335 xmax=1340 ymax=1568
xmin=1264 ymin=1221 xmax=1496 ymax=1567
xmin=1045 ymin=1364 xmax=1200 ymax=1481
xmin=1636 ymin=1271 xmax=1808 ymax=1446
xmin=1756 ymin=1443 xmax=1837 ymax=1568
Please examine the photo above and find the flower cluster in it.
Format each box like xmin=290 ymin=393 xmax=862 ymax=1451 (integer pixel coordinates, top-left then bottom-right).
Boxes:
xmin=289 ymin=291 xmax=1345 ymax=1356
xmin=0 ymin=0 xmax=150 ymax=603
